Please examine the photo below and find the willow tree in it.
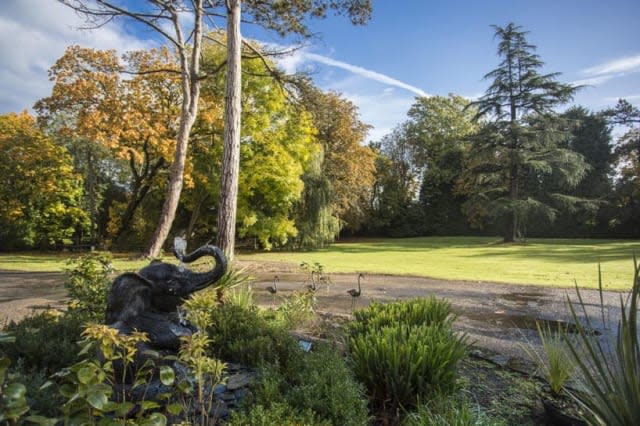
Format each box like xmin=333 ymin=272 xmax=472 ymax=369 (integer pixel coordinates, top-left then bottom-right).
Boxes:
xmin=460 ymin=23 xmax=588 ymax=242
xmin=60 ymin=0 xmax=372 ymax=260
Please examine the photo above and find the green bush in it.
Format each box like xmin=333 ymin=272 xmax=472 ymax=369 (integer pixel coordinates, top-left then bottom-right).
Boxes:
xmin=286 ymin=346 xmax=369 ymax=426
xmin=349 ymin=297 xmax=453 ymax=337
xmin=3 ymin=311 xmax=88 ymax=373
xmin=206 ymin=304 xmax=301 ymax=368
xmin=348 ymin=298 xmax=467 ymax=417
xmin=350 ymin=323 xmax=466 ymax=412
xmin=228 ymin=402 xmax=328 ymax=426
xmin=246 ymin=346 xmax=368 ymax=426
xmin=403 ymin=394 xmax=505 ymax=426
xmin=64 ymin=251 xmax=113 ymax=319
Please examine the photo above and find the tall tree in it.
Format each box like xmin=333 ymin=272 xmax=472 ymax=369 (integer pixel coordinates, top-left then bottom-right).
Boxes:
xmin=0 ymin=112 xmax=88 ymax=249
xmin=605 ymin=99 xmax=640 ymax=235
xmin=460 ymin=23 xmax=588 ymax=242
xmin=405 ymin=95 xmax=478 ymax=234
xmin=299 ymin=88 xmax=376 ymax=233
xmin=182 ymin=38 xmax=317 ymax=249
xmin=60 ymin=0 xmax=371 ymax=260
xmin=35 ymin=46 xmax=179 ymax=247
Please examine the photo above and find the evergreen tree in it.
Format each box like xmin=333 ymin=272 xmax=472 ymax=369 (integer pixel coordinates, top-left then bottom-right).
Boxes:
xmin=460 ymin=23 xmax=589 ymax=242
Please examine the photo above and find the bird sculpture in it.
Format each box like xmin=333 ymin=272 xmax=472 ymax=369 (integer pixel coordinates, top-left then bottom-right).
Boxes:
xmin=306 ymin=271 xmax=318 ymax=292
xmin=267 ymin=275 xmax=279 ymax=305
xmin=348 ymin=273 xmax=364 ymax=309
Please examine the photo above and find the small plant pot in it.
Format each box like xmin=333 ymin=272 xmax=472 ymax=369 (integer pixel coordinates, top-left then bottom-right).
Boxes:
xmin=541 ymin=397 xmax=587 ymax=426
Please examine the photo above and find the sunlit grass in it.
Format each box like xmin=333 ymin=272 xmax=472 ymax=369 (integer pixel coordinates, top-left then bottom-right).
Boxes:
xmin=239 ymin=237 xmax=640 ymax=290
xmin=1 ymin=237 xmax=639 ymax=290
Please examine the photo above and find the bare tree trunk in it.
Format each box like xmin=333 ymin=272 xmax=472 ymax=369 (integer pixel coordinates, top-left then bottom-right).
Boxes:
xmin=144 ymin=1 xmax=204 ymax=258
xmin=216 ymin=0 xmax=242 ymax=261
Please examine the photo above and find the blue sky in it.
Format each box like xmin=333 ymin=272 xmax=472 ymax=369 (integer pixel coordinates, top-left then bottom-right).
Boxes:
xmin=2 ymin=0 xmax=639 ymax=141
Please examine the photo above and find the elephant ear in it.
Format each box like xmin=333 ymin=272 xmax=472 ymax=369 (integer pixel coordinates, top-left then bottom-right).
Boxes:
xmin=105 ymin=273 xmax=154 ymax=324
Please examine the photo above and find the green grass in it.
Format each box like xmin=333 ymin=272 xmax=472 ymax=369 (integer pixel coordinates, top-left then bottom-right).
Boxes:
xmin=240 ymin=236 xmax=640 ymax=290
xmin=0 ymin=252 xmax=164 ymax=273
xmin=1 ymin=237 xmax=639 ymax=289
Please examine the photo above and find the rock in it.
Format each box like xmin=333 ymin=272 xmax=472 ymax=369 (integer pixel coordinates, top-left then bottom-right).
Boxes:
xmin=213 ymin=383 xmax=227 ymax=395
xmin=226 ymin=372 xmax=255 ymax=390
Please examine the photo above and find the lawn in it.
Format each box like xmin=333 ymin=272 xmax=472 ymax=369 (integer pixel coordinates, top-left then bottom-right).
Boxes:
xmin=240 ymin=236 xmax=640 ymax=290
xmin=1 ymin=236 xmax=639 ymax=290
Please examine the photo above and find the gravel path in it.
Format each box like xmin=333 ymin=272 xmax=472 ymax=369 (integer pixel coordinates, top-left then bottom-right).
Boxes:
xmin=0 ymin=267 xmax=626 ymax=364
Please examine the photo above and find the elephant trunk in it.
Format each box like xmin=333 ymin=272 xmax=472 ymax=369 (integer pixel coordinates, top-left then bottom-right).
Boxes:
xmin=176 ymin=245 xmax=227 ymax=290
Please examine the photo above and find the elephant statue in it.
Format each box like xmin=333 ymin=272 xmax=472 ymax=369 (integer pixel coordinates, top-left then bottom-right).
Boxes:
xmin=105 ymin=244 xmax=227 ymax=351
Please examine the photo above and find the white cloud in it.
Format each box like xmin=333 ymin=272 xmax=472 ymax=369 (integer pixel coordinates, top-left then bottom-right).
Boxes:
xmin=571 ymin=53 xmax=640 ymax=88
xmin=571 ymin=74 xmax=618 ymax=87
xmin=0 ymin=0 xmax=154 ymax=113
xmin=271 ymin=46 xmax=429 ymax=97
xmin=303 ymin=52 xmax=429 ymax=97
xmin=582 ymin=54 xmax=640 ymax=76
xmin=604 ymin=94 xmax=640 ymax=102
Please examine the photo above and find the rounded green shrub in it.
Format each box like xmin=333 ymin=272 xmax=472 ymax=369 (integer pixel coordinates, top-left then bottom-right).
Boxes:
xmin=350 ymin=323 xmax=466 ymax=412
xmin=349 ymin=296 xmax=454 ymax=337
xmin=348 ymin=298 xmax=467 ymax=417
xmin=206 ymin=304 xmax=301 ymax=367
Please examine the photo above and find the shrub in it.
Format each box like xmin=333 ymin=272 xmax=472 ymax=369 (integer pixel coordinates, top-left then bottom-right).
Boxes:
xmin=286 ymin=345 xmax=369 ymax=426
xmin=64 ymin=252 xmax=113 ymax=319
xmin=348 ymin=298 xmax=467 ymax=417
xmin=350 ymin=323 xmax=467 ymax=412
xmin=565 ymin=260 xmax=640 ymax=425
xmin=403 ymin=394 xmax=505 ymax=426
xmin=228 ymin=402 xmax=328 ymax=426
xmin=205 ymin=304 xmax=301 ymax=368
xmin=247 ymin=346 xmax=368 ymax=426
xmin=349 ymin=297 xmax=453 ymax=337
xmin=3 ymin=311 xmax=89 ymax=373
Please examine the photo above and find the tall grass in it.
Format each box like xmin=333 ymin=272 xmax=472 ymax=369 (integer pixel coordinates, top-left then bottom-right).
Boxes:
xmin=565 ymin=259 xmax=640 ymax=425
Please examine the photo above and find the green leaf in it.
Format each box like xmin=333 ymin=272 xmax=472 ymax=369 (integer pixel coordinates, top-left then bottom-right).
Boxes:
xmin=159 ymin=365 xmax=175 ymax=386
xmin=139 ymin=412 xmax=167 ymax=426
xmin=114 ymin=401 xmax=135 ymax=416
xmin=25 ymin=415 xmax=60 ymax=426
xmin=77 ymin=366 xmax=95 ymax=384
xmin=4 ymin=382 xmax=27 ymax=399
xmin=86 ymin=389 xmax=108 ymax=410
xmin=166 ymin=403 xmax=184 ymax=416
xmin=140 ymin=400 xmax=160 ymax=411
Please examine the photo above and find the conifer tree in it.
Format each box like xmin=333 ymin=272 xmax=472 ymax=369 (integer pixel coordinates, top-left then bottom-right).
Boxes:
xmin=460 ymin=23 xmax=589 ymax=242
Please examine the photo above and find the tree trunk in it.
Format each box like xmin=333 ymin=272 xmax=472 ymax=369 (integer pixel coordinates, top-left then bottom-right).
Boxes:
xmin=144 ymin=1 xmax=204 ymax=258
xmin=216 ymin=0 xmax=242 ymax=261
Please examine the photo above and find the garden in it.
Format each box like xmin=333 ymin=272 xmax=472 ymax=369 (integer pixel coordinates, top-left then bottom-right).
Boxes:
xmin=1 ymin=249 xmax=639 ymax=425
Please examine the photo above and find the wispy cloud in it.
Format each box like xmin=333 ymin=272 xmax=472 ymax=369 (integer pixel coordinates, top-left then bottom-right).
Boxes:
xmin=604 ymin=94 xmax=640 ymax=102
xmin=272 ymin=46 xmax=429 ymax=97
xmin=303 ymin=52 xmax=429 ymax=97
xmin=583 ymin=54 xmax=640 ymax=76
xmin=571 ymin=74 xmax=618 ymax=87
xmin=573 ymin=53 xmax=640 ymax=87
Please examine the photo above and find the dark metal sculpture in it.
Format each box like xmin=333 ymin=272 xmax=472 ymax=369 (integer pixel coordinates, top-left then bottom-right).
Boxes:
xmin=105 ymin=244 xmax=227 ymax=351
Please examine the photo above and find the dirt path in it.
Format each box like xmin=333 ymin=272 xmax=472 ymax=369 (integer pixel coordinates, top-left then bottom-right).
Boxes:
xmin=0 ymin=266 xmax=623 ymax=364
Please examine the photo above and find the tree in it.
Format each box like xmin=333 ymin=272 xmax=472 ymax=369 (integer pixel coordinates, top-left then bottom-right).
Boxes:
xmin=0 ymin=112 xmax=88 ymax=249
xmin=181 ymin=37 xmax=317 ymax=249
xmin=605 ymin=99 xmax=640 ymax=235
xmin=366 ymin=125 xmax=421 ymax=236
xmin=460 ymin=23 xmax=588 ymax=242
xmin=405 ymin=95 xmax=478 ymax=234
xmin=60 ymin=0 xmax=372 ymax=260
xmin=35 ymin=46 xmax=179 ymax=247
xmin=299 ymin=88 xmax=376 ymax=233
